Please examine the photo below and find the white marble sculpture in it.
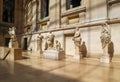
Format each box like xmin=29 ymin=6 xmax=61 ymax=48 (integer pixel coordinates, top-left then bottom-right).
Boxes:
xmin=55 ymin=40 xmax=62 ymax=51
xmin=44 ymin=31 xmax=55 ymax=50
xmin=37 ymin=33 xmax=43 ymax=54
xmin=43 ymin=31 xmax=65 ymax=60
xmin=8 ymin=27 xmax=18 ymax=48
xmin=73 ymin=27 xmax=82 ymax=60
xmin=100 ymin=23 xmax=111 ymax=63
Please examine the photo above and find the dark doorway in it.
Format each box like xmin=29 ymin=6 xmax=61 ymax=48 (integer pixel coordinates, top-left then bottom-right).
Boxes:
xmin=23 ymin=38 xmax=27 ymax=50
xmin=5 ymin=38 xmax=11 ymax=47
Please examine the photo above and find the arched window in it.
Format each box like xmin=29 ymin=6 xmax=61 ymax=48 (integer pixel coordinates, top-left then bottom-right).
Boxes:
xmin=2 ymin=0 xmax=15 ymax=23
xmin=66 ymin=0 xmax=81 ymax=10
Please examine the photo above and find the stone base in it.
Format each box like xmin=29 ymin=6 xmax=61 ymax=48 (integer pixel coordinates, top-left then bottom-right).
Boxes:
xmin=74 ymin=54 xmax=82 ymax=61
xmin=0 ymin=47 xmax=22 ymax=61
xmin=100 ymin=55 xmax=110 ymax=63
xmin=43 ymin=50 xmax=65 ymax=60
xmin=74 ymin=55 xmax=80 ymax=60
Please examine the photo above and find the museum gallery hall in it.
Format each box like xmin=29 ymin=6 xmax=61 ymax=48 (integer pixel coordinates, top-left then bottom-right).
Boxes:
xmin=0 ymin=0 xmax=120 ymax=82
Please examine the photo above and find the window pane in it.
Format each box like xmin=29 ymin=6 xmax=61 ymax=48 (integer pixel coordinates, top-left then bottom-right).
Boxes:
xmin=66 ymin=0 xmax=81 ymax=10
xmin=2 ymin=0 xmax=15 ymax=23
xmin=41 ymin=0 xmax=49 ymax=19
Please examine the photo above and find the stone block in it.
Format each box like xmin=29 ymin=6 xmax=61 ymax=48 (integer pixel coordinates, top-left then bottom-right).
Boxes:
xmin=0 ymin=47 xmax=22 ymax=61
xmin=43 ymin=50 xmax=65 ymax=60
xmin=100 ymin=55 xmax=110 ymax=63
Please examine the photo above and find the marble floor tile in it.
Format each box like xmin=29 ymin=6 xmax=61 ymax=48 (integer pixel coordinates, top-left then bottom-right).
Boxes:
xmin=0 ymin=54 xmax=120 ymax=82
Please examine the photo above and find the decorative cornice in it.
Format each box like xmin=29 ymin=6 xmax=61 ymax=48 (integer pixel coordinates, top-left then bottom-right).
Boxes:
xmin=21 ymin=18 xmax=120 ymax=36
xmin=108 ymin=0 xmax=120 ymax=6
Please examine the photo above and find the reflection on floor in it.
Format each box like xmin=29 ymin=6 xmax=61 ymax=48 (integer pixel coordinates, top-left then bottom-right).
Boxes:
xmin=0 ymin=52 xmax=120 ymax=82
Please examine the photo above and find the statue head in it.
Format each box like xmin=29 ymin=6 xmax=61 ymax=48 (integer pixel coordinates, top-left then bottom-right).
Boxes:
xmin=12 ymin=26 xmax=16 ymax=30
xmin=9 ymin=27 xmax=12 ymax=30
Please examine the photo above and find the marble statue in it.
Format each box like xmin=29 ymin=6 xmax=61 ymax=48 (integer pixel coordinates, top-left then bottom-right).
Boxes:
xmin=8 ymin=39 xmax=12 ymax=48
xmin=73 ymin=27 xmax=82 ymax=46
xmin=38 ymin=33 xmax=43 ymax=54
xmin=44 ymin=31 xmax=55 ymax=50
xmin=73 ymin=27 xmax=82 ymax=59
xmin=100 ymin=23 xmax=111 ymax=63
xmin=100 ymin=23 xmax=111 ymax=49
xmin=8 ymin=27 xmax=18 ymax=48
xmin=8 ymin=27 xmax=16 ymax=38
xmin=43 ymin=32 xmax=65 ymax=60
xmin=55 ymin=40 xmax=62 ymax=51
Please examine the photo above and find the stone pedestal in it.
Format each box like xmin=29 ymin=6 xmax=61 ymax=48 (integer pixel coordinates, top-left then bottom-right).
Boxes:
xmin=74 ymin=45 xmax=82 ymax=61
xmin=10 ymin=48 xmax=22 ymax=60
xmin=100 ymin=55 xmax=110 ymax=63
xmin=43 ymin=50 xmax=65 ymax=60
xmin=100 ymin=45 xmax=110 ymax=63
xmin=0 ymin=47 xmax=22 ymax=61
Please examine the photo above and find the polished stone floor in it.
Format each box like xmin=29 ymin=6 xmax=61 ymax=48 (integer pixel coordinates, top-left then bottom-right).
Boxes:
xmin=0 ymin=53 xmax=120 ymax=82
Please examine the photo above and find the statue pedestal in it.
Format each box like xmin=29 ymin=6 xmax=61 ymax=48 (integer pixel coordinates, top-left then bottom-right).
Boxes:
xmin=10 ymin=48 xmax=22 ymax=60
xmin=0 ymin=47 xmax=22 ymax=61
xmin=100 ymin=55 xmax=110 ymax=63
xmin=74 ymin=45 xmax=82 ymax=61
xmin=43 ymin=50 xmax=65 ymax=60
xmin=100 ymin=45 xmax=110 ymax=63
xmin=74 ymin=55 xmax=81 ymax=61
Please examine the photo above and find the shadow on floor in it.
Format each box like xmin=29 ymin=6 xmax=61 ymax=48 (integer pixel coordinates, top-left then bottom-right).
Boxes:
xmin=0 ymin=60 xmax=80 ymax=82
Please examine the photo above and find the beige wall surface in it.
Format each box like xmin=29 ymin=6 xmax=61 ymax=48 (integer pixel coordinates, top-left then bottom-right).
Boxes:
xmin=109 ymin=3 xmax=120 ymax=19
xmin=65 ymin=36 xmax=75 ymax=56
xmin=14 ymin=0 xmax=120 ymax=58
xmin=90 ymin=0 xmax=107 ymax=21
xmin=0 ymin=0 xmax=120 ymax=58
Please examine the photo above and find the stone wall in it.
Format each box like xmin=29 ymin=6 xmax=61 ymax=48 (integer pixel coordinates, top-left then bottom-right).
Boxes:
xmin=0 ymin=0 xmax=24 ymax=47
xmin=21 ymin=0 xmax=120 ymax=58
